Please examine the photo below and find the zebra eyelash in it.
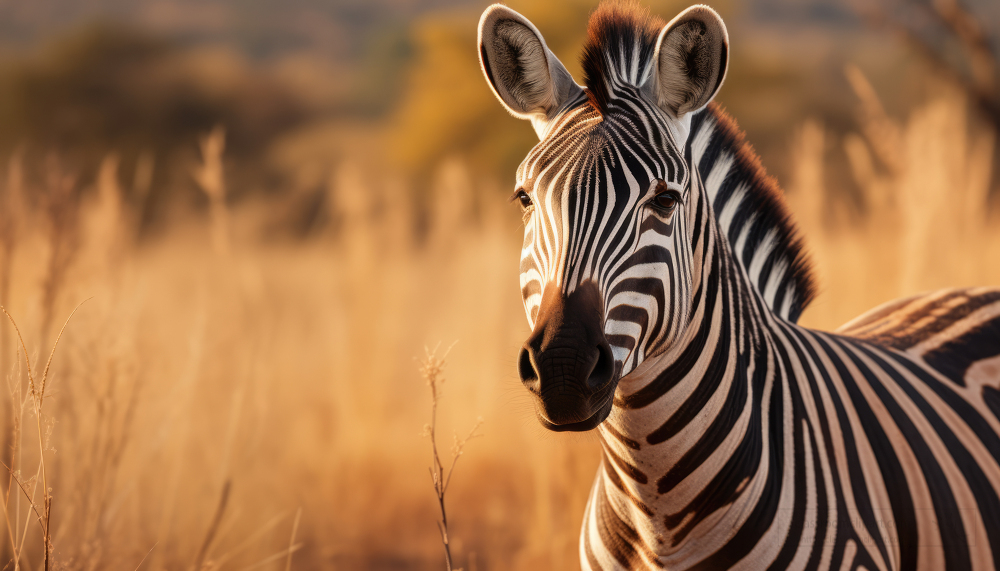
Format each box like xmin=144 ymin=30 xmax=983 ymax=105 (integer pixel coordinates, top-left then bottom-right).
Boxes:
xmin=509 ymin=188 xmax=532 ymax=205
xmin=509 ymin=188 xmax=534 ymax=223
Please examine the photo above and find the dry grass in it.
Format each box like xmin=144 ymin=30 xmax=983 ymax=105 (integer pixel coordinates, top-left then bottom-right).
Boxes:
xmin=0 ymin=75 xmax=994 ymax=570
xmin=790 ymin=73 xmax=1000 ymax=329
xmin=0 ymin=148 xmax=599 ymax=570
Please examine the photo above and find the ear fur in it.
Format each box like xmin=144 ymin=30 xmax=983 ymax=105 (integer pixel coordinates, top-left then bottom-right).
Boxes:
xmin=652 ymin=5 xmax=728 ymax=118
xmin=478 ymin=4 xmax=583 ymax=138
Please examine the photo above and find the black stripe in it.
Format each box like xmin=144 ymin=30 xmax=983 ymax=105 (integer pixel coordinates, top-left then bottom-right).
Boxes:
xmin=622 ymin=251 xmax=721 ymax=410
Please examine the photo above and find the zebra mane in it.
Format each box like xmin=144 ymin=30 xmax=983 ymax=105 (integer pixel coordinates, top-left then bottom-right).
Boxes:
xmin=581 ymin=1 xmax=664 ymax=113
xmin=690 ymin=104 xmax=817 ymax=322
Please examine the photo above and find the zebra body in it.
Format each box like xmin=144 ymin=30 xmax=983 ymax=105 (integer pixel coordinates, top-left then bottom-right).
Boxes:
xmin=477 ymin=3 xmax=1000 ymax=569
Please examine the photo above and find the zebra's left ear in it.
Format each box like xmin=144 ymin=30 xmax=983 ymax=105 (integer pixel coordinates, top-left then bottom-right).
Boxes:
xmin=651 ymin=5 xmax=729 ymax=119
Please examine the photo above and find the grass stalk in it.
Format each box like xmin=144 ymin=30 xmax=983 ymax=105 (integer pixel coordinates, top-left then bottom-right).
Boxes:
xmin=1 ymin=302 xmax=86 ymax=571
xmin=283 ymin=508 xmax=301 ymax=571
xmin=192 ymin=479 xmax=232 ymax=570
xmin=419 ymin=344 xmax=482 ymax=571
xmin=193 ymin=126 xmax=230 ymax=257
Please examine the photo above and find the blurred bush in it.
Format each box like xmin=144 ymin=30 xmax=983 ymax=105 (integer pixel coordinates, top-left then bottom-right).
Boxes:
xmin=0 ymin=0 xmax=994 ymax=235
xmin=0 ymin=24 xmax=301 ymax=161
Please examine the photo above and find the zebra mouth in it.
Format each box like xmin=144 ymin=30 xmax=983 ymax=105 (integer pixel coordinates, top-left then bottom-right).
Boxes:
xmin=536 ymin=394 xmax=615 ymax=432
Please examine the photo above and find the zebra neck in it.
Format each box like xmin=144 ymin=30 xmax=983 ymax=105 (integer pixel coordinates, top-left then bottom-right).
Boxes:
xmin=599 ymin=200 xmax=788 ymax=558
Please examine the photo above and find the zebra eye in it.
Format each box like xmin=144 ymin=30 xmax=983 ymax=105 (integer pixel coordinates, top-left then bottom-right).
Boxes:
xmin=513 ymin=190 xmax=533 ymax=211
xmin=653 ymin=190 xmax=681 ymax=213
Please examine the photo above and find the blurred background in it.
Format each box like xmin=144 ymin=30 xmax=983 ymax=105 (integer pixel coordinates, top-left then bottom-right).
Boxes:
xmin=0 ymin=0 xmax=997 ymax=569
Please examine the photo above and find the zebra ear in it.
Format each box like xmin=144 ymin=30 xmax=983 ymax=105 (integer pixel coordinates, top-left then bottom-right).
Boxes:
xmin=652 ymin=5 xmax=729 ymax=119
xmin=478 ymin=4 xmax=582 ymax=138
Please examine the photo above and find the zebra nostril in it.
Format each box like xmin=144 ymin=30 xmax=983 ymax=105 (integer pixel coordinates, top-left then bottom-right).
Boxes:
xmin=586 ymin=342 xmax=614 ymax=392
xmin=518 ymin=346 xmax=540 ymax=393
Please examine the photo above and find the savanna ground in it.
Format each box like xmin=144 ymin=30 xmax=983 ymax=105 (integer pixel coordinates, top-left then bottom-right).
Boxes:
xmin=0 ymin=1 xmax=998 ymax=570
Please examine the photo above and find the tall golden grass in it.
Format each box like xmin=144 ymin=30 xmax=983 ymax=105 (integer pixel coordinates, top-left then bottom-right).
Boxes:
xmin=0 ymin=76 xmax=996 ymax=570
xmin=791 ymin=74 xmax=1000 ymax=329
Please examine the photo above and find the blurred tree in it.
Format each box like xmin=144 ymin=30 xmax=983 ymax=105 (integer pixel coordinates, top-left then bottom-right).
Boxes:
xmin=854 ymin=0 xmax=999 ymax=129
xmin=0 ymin=24 xmax=308 ymax=160
xmin=345 ymin=20 xmax=415 ymax=119
xmin=849 ymin=0 xmax=1000 ymax=195
xmin=0 ymin=22 xmax=310 ymax=227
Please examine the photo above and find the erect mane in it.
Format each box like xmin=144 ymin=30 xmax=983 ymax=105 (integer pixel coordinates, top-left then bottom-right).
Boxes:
xmin=581 ymin=1 xmax=664 ymax=113
xmin=690 ymin=104 xmax=817 ymax=322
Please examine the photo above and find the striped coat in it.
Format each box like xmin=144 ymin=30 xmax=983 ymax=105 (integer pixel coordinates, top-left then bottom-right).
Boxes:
xmin=477 ymin=2 xmax=1000 ymax=569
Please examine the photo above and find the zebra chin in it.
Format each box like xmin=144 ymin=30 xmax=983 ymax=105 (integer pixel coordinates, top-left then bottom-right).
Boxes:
xmin=534 ymin=393 xmax=615 ymax=432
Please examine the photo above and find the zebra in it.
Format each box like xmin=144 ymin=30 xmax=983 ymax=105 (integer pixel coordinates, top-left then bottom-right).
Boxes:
xmin=477 ymin=2 xmax=1000 ymax=570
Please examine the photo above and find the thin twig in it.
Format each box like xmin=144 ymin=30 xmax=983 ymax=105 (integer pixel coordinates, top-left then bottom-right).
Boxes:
xmin=133 ymin=542 xmax=158 ymax=571
xmin=0 ymin=308 xmax=34 ymax=397
xmin=193 ymin=479 xmax=231 ymax=570
xmin=0 ymin=453 xmax=20 ymax=571
xmin=38 ymin=298 xmax=91 ymax=407
xmin=0 ymin=462 xmax=43 ymax=531
xmin=1 ymin=309 xmax=47 ymax=571
xmin=420 ymin=343 xmax=481 ymax=571
xmin=284 ymin=508 xmax=301 ymax=571
xmin=1 ymin=302 xmax=86 ymax=571
xmin=212 ymin=512 xmax=288 ymax=569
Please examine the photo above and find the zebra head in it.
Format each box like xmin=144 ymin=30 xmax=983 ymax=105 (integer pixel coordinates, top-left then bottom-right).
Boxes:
xmin=478 ymin=4 xmax=728 ymax=431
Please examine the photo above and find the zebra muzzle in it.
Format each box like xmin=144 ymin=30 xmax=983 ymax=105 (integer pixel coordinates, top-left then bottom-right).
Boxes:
xmin=518 ymin=282 xmax=616 ymax=431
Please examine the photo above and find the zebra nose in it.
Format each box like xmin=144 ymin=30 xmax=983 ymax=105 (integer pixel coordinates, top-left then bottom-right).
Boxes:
xmin=517 ymin=335 xmax=614 ymax=396
xmin=518 ymin=281 xmax=613 ymax=398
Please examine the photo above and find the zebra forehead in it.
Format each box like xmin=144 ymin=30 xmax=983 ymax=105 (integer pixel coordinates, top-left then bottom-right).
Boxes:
xmin=517 ymin=114 xmax=685 ymax=198
xmin=518 ymin=109 xmax=603 ymax=181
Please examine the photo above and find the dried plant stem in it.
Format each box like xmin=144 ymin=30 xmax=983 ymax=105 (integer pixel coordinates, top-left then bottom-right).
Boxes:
xmin=238 ymin=543 xmax=302 ymax=571
xmin=133 ymin=542 xmax=157 ymax=571
xmin=419 ymin=344 xmax=482 ymax=571
xmin=212 ymin=512 xmax=287 ymax=568
xmin=283 ymin=508 xmax=301 ymax=571
xmin=192 ymin=479 xmax=231 ymax=570
xmin=0 ymin=485 xmax=17 ymax=569
xmin=0 ymin=462 xmax=44 ymax=531
xmin=1 ymin=301 xmax=86 ymax=571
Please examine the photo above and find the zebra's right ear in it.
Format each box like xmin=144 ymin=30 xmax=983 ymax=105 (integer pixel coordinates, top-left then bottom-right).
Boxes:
xmin=478 ymin=4 xmax=583 ymax=139
xmin=651 ymin=5 xmax=729 ymax=119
